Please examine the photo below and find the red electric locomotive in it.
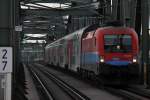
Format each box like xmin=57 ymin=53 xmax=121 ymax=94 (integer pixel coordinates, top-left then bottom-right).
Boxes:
xmin=45 ymin=22 xmax=140 ymax=85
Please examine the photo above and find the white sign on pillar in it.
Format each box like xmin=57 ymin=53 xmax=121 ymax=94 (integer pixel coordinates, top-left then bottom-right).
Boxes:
xmin=0 ymin=47 xmax=12 ymax=100
xmin=0 ymin=47 xmax=12 ymax=73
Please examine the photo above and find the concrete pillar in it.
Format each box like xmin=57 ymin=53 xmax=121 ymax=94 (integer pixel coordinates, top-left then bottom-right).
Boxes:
xmin=135 ymin=0 xmax=141 ymax=37
xmin=12 ymin=0 xmax=21 ymax=99
xmin=0 ymin=0 xmax=19 ymax=100
xmin=0 ymin=0 xmax=13 ymax=45
xmin=141 ymin=0 xmax=149 ymax=87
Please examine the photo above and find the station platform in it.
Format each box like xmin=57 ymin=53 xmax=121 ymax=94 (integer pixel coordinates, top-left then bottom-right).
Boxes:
xmin=23 ymin=64 xmax=40 ymax=100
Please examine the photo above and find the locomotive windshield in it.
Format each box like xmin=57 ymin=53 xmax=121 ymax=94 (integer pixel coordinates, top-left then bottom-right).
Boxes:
xmin=104 ymin=34 xmax=132 ymax=53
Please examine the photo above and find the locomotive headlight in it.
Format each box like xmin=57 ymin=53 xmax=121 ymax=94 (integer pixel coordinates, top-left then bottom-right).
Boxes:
xmin=100 ymin=58 xmax=104 ymax=63
xmin=99 ymin=56 xmax=104 ymax=63
xmin=133 ymin=56 xmax=138 ymax=63
xmin=133 ymin=58 xmax=137 ymax=63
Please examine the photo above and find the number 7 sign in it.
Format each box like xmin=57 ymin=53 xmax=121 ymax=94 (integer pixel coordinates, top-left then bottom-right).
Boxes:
xmin=0 ymin=47 xmax=12 ymax=73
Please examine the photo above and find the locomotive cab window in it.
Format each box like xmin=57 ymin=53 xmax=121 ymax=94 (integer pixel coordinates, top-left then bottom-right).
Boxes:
xmin=104 ymin=34 xmax=132 ymax=53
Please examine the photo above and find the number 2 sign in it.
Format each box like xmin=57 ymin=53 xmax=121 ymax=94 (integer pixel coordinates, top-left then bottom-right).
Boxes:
xmin=0 ymin=47 xmax=12 ymax=73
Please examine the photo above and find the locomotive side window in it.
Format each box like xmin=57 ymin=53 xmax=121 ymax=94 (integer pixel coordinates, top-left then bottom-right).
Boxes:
xmin=104 ymin=34 xmax=132 ymax=53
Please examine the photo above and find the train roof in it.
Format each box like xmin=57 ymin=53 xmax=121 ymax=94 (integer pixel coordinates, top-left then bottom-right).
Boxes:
xmin=45 ymin=21 xmax=133 ymax=49
xmin=45 ymin=26 xmax=89 ymax=48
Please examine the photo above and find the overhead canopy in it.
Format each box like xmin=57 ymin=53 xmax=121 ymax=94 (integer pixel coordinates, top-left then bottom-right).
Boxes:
xmin=20 ymin=0 xmax=104 ymax=43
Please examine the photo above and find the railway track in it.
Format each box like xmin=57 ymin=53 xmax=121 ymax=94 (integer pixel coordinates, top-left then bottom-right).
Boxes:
xmin=30 ymin=64 xmax=150 ymax=100
xmin=105 ymin=87 xmax=150 ymax=100
xmin=28 ymin=64 xmax=90 ymax=100
xmin=123 ymin=87 xmax=150 ymax=99
xmin=28 ymin=66 xmax=54 ymax=100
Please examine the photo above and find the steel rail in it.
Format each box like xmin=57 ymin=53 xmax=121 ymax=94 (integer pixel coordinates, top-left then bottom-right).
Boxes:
xmin=105 ymin=87 xmax=150 ymax=100
xmin=28 ymin=66 xmax=54 ymax=100
xmin=123 ymin=87 xmax=150 ymax=99
xmin=37 ymin=66 xmax=90 ymax=100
